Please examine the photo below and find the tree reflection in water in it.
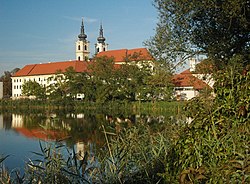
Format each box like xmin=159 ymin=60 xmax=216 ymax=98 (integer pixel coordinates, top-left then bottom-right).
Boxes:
xmin=0 ymin=110 xmax=185 ymax=171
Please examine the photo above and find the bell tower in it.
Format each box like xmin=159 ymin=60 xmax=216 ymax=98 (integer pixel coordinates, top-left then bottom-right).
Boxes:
xmin=95 ymin=23 xmax=108 ymax=54
xmin=75 ymin=18 xmax=90 ymax=61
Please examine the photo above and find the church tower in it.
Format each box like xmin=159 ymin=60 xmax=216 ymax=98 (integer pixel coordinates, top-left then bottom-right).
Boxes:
xmin=75 ymin=18 xmax=90 ymax=61
xmin=95 ymin=23 xmax=108 ymax=54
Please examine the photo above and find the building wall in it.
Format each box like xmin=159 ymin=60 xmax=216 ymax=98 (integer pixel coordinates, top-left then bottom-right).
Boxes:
xmin=11 ymin=74 xmax=58 ymax=99
xmin=193 ymin=73 xmax=214 ymax=88
xmin=174 ymin=87 xmax=199 ymax=100
xmin=75 ymin=40 xmax=90 ymax=61
xmin=0 ymin=82 xmax=3 ymax=99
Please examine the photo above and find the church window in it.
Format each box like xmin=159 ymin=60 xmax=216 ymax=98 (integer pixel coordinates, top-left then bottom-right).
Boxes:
xmin=78 ymin=56 xmax=81 ymax=61
xmin=78 ymin=45 xmax=81 ymax=50
xmin=84 ymin=45 xmax=87 ymax=51
xmin=104 ymin=48 xmax=106 ymax=51
xmin=97 ymin=48 xmax=100 ymax=53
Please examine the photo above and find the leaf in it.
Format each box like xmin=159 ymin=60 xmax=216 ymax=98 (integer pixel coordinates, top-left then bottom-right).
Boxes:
xmin=28 ymin=163 xmax=45 ymax=170
xmin=0 ymin=155 xmax=10 ymax=163
xmin=196 ymin=174 xmax=206 ymax=180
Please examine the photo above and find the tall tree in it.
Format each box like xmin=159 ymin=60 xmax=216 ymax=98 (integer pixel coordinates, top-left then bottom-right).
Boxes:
xmin=146 ymin=0 xmax=250 ymax=69
xmin=0 ymin=68 xmax=20 ymax=98
xmin=88 ymin=56 xmax=118 ymax=103
xmin=22 ymin=80 xmax=46 ymax=100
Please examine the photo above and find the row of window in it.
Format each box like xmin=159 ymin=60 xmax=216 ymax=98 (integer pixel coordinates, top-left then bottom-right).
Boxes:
xmin=13 ymin=77 xmax=51 ymax=83
xmin=78 ymin=45 xmax=88 ymax=51
xmin=13 ymin=85 xmax=22 ymax=89
xmin=13 ymin=79 xmax=22 ymax=83
xmin=13 ymin=94 xmax=21 ymax=97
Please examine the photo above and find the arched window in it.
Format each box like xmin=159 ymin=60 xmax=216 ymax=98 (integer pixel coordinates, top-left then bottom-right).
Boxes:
xmin=78 ymin=56 xmax=81 ymax=61
xmin=84 ymin=45 xmax=87 ymax=51
xmin=97 ymin=48 xmax=100 ymax=53
xmin=103 ymin=48 xmax=106 ymax=51
xmin=78 ymin=45 xmax=81 ymax=50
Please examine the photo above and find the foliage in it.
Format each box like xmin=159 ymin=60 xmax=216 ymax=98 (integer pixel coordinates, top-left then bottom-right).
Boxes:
xmin=163 ymin=65 xmax=250 ymax=183
xmin=59 ymin=56 xmax=173 ymax=103
xmin=24 ymin=140 xmax=94 ymax=184
xmin=0 ymin=102 xmax=184 ymax=183
xmin=0 ymin=68 xmax=19 ymax=98
xmin=146 ymin=0 xmax=250 ymax=69
xmin=92 ymin=119 xmax=180 ymax=184
xmin=22 ymin=80 xmax=46 ymax=100
xmin=142 ymin=62 xmax=174 ymax=101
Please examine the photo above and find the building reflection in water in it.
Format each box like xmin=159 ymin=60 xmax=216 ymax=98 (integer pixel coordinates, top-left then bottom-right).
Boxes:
xmin=12 ymin=114 xmax=24 ymax=128
xmin=10 ymin=113 xmax=101 ymax=159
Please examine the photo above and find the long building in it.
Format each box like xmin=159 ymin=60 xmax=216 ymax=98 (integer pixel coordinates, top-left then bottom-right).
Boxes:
xmin=172 ymin=58 xmax=214 ymax=100
xmin=11 ymin=19 xmax=153 ymax=99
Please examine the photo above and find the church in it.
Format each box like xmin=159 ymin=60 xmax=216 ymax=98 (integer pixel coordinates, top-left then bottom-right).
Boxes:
xmin=11 ymin=19 xmax=154 ymax=99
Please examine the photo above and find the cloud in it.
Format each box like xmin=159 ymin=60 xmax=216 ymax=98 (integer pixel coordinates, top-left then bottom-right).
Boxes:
xmin=62 ymin=16 xmax=97 ymax=23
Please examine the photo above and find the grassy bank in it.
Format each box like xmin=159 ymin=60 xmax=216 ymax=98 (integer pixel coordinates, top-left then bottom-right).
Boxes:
xmin=0 ymin=98 xmax=184 ymax=115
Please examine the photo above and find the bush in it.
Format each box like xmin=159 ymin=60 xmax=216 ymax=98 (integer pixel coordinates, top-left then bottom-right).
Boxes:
xmin=163 ymin=64 xmax=250 ymax=183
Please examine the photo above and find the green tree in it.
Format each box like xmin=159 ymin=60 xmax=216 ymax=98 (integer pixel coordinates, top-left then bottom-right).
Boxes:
xmin=0 ymin=68 xmax=19 ymax=98
xmin=146 ymin=0 xmax=250 ymax=69
xmin=142 ymin=62 xmax=174 ymax=101
xmin=47 ymin=71 xmax=71 ymax=102
xmin=115 ymin=63 xmax=145 ymax=101
xmin=22 ymin=80 xmax=46 ymax=100
xmin=87 ymin=56 xmax=118 ymax=103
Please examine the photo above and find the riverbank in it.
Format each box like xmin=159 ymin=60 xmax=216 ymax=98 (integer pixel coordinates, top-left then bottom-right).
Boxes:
xmin=0 ymin=98 xmax=184 ymax=115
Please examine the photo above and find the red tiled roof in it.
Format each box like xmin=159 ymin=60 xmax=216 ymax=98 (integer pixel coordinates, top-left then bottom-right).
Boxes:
xmin=172 ymin=69 xmax=210 ymax=90
xmin=96 ymin=48 xmax=154 ymax=62
xmin=13 ymin=48 xmax=153 ymax=77
xmin=14 ymin=128 xmax=67 ymax=141
xmin=13 ymin=60 xmax=89 ymax=77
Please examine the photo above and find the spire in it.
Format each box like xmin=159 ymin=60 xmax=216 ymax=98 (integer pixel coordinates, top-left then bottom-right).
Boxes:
xmin=97 ymin=22 xmax=106 ymax=43
xmin=78 ymin=18 xmax=87 ymax=41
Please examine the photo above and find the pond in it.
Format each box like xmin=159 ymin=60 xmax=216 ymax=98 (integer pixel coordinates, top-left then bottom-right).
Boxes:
xmin=0 ymin=109 xmax=185 ymax=172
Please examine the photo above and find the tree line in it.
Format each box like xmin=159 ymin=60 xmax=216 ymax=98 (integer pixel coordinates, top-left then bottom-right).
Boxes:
xmin=21 ymin=56 xmax=173 ymax=103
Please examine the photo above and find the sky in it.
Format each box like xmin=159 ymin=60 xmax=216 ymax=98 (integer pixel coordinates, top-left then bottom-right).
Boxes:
xmin=0 ymin=0 xmax=158 ymax=76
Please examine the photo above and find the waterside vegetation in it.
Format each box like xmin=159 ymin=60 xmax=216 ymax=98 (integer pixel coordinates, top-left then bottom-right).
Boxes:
xmin=0 ymin=0 xmax=249 ymax=183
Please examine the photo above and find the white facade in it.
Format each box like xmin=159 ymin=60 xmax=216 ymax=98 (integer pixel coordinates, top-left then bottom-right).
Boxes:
xmin=11 ymin=74 xmax=57 ymax=99
xmin=173 ymin=57 xmax=214 ymax=100
xmin=95 ymin=42 xmax=108 ymax=53
xmin=75 ymin=40 xmax=90 ymax=61
xmin=174 ymin=87 xmax=200 ymax=100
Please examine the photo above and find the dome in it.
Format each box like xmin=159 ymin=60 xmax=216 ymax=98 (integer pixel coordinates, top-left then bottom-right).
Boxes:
xmin=78 ymin=33 xmax=87 ymax=40
xmin=97 ymin=36 xmax=105 ymax=43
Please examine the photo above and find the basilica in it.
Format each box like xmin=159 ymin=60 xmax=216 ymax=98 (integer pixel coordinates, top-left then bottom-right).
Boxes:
xmin=11 ymin=19 xmax=153 ymax=98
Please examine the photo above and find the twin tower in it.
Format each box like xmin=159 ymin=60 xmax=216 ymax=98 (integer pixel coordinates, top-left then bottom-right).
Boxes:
xmin=75 ymin=19 xmax=108 ymax=61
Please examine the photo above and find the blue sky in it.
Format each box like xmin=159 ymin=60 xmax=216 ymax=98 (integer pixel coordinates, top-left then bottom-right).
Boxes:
xmin=0 ymin=0 xmax=157 ymax=76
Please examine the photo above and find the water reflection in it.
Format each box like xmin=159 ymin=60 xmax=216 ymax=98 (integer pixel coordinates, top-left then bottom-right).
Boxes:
xmin=0 ymin=111 xmax=186 ymax=171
